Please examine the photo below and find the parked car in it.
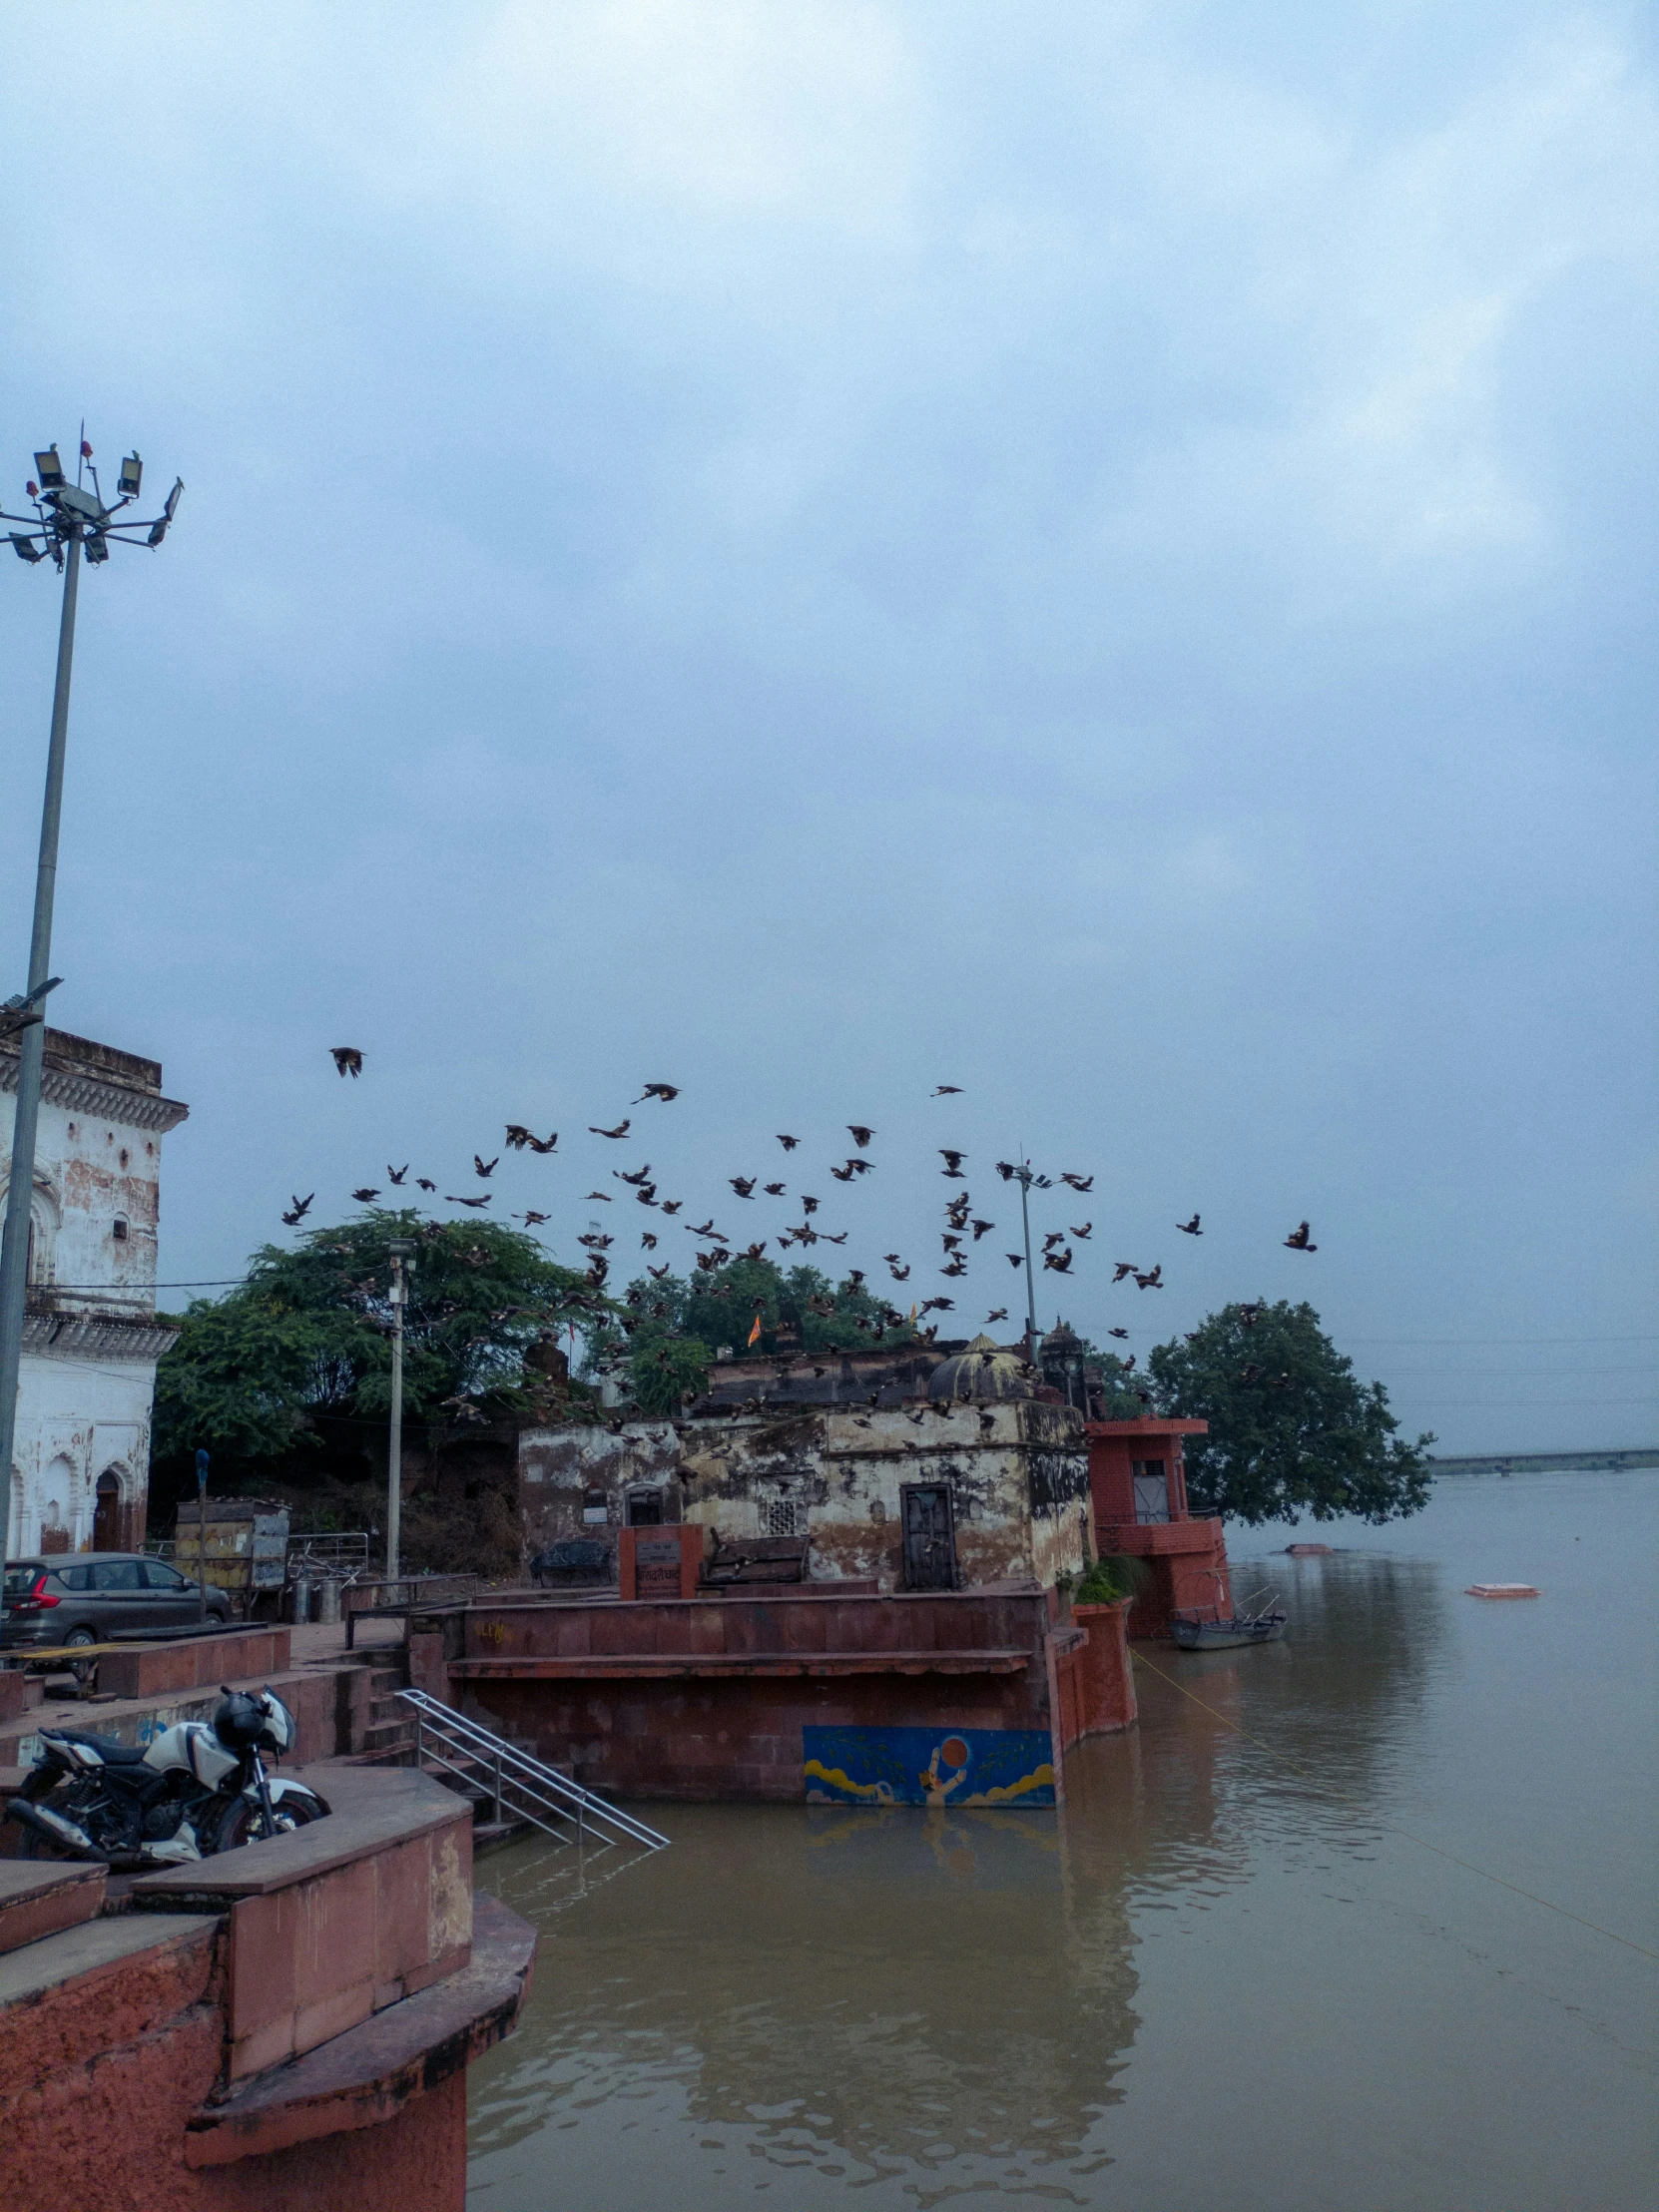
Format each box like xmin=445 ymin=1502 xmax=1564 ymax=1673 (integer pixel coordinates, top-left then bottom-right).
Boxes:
xmin=1 ymin=1552 xmax=230 ymax=1671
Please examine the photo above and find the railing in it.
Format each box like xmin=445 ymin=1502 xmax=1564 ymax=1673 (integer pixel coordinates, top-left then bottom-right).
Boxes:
xmin=395 ymin=1687 xmax=670 ymax=1854
xmin=286 ymin=1530 xmax=371 ymax=1579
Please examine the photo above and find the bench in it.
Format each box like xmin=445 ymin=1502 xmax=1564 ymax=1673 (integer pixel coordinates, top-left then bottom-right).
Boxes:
xmin=530 ymin=1540 xmax=615 ymax=1590
xmin=700 ymin=1534 xmax=811 ymax=1588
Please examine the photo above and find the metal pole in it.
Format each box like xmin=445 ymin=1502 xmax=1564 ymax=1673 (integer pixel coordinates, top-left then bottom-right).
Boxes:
xmin=386 ymin=1255 xmax=405 ymax=1581
xmin=1019 ymin=1169 xmax=1038 ymax=1352
xmin=0 ymin=537 xmax=83 ymax=1609
xmin=195 ymin=1448 xmax=209 ymax=1623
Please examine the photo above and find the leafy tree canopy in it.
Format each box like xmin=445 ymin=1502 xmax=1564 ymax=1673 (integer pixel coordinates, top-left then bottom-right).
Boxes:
xmin=1148 ymin=1300 xmax=1433 ymax=1525
xmin=592 ymin=1255 xmax=921 ymax=1416
xmin=154 ymin=1211 xmax=606 ymax=1473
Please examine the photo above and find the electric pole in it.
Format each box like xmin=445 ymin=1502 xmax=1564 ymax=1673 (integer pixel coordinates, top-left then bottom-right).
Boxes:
xmin=1004 ymin=1158 xmax=1053 ymax=1366
xmin=0 ymin=441 xmax=182 ymax=1611
xmin=385 ymin=1240 xmax=415 ymax=1581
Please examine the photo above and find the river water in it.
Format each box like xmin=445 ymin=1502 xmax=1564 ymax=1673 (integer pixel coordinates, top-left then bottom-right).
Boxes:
xmin=466 ymin=1471 xmax=1658 ymax=2210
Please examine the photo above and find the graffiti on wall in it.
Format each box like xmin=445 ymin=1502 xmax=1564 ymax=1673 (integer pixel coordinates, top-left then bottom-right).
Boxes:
xmin=804 ymin=1724 xmax=1056 ymax=1809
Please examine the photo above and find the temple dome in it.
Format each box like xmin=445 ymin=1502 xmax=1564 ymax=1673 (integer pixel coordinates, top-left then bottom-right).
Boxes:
xmin=927 ymin=1334 xmax=1032 ymax=1402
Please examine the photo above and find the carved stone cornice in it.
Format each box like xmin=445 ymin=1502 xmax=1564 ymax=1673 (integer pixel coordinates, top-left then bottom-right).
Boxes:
xmin=22 ymin=1312 xmax=180 ymax=1363
xmin=0 ymin=1055 xmax=189 ymax=1135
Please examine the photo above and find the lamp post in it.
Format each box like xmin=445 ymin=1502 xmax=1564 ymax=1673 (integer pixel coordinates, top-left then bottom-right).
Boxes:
xmin=0 ymin=441 xmax=182 ymax=1614
xmin=385 ymin=1240 xmax=416 ymax=1583
xmin=1002 ymin=1158 xmax=1053 ymax=1364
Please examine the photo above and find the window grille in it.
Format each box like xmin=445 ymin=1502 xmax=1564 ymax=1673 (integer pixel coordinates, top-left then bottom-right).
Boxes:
xmin=761 ymin=1496 xmax=799 ymax=1537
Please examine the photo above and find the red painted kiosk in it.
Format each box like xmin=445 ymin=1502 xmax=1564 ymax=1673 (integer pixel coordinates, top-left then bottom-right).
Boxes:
xmin=1085 ymin=1417 xmax=1232 ymax=1638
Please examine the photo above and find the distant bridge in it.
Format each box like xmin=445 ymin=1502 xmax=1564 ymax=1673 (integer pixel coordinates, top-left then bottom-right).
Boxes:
xmin=1429 ymin=1447 xmax=1659 ymax=1477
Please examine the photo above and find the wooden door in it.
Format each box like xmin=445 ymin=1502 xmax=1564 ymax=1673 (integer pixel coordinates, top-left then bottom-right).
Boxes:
xmin=93 ymin=1473 xmax=122 ymax=1550
xmin=901 ymin=1483 xmax=957 ymax=1590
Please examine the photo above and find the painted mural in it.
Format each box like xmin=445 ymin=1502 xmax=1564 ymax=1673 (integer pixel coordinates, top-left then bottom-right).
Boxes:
xmin=804 ymin=1725 xmax=1056 ymax=1809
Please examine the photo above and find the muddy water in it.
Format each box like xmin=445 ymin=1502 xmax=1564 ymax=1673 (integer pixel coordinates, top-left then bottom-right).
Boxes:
xmin=467 ymin=1472 xmax=1658 ymax=2210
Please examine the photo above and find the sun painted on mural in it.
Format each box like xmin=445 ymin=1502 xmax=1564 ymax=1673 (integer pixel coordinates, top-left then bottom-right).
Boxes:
xmin=803 ymin=1725 xmax=1056 ymax=1809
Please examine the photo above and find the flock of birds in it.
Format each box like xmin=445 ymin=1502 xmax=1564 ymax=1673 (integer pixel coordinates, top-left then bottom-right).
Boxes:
xmin=289 ymin=1048 xmax=1319 ymax=1362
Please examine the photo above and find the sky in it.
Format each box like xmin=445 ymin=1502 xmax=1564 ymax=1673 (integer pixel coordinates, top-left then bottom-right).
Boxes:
xmin=0 ymin=2 xmax=1654 ymax=1455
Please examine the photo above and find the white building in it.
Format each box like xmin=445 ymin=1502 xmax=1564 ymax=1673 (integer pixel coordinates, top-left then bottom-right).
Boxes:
xmin=1 ymin=1027 xmax=188 ymax=1556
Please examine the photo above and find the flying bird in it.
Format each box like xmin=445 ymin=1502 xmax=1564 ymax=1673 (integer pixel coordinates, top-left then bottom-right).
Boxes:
xmin=689 ymin=1219 xmax=721 ymax=1238
xmin=660 ymin=1200 xmax=682 ymax=1216
xmin=1043 ymin=1248 xmax=1073 ymax=1273
xmin=889 ymin=1263 xmax=911 ymax=1281
xmin=1240 ymin=1363 xmax=1263 ymax=1383
xmin=635 ymin=1083 xmax=680 ymax=1103
xmin=939 ymin=1149 xmax=966 ymax=1177
xmin=577 ymin=1232 xmax=614 ymax=1251
xmin=970 ymin=1219 xmax=994 ymax=1240
xmin=385 ymin=1165 xmax=408 ymax=1185
xmin=590 ymin=1120 xmax=631 ymax=1140
xmin=986 ymin=1307 xmax=1008 ymax=1322
xmin=931 ymin=1085 xmax=962 ymax=1095
xmin=1112 ymin=1262 xmax=1138 ymax=1283
xmin=1007 ymin=1253 xmax=1024 ymax=1268
xmin=994 ymin=1161 xmax=1017 ymax=1181
xmin=583 ymin=1191 xmax=612 ymax=1202
xmin=801 ymin=1196 xmax=821 ymax=1215
xmin=282 ymin=1192 xmax=313 ymax=1224
xmin=1060 ymin=1173 xmax=1093 ymax=1193
xmin=847 ymin=1125 xmax=874 ymax=1148
xmin=1135 ymin=1266 xmax=1164 ymax=1289
xmin=447 ymin=1195 xmax=491 ymax=1208
xmin=763 ymin=1182 xmax=786 ymax=1197
xmin=640 ymin=1232 xmax=658 ymax=1249
xmin=1239 ymin=1304 xmax=1263 ymax=1326
xmin=504 ymin=1125 xmax=532 ymax=1149
xmin=526 ymin=1131 xmax=558 ymax=1154
xmin=1121 ymin=1354 xmax=1137 ymax=1372
xmin=1108 ymin=1327 xmax=1129 ymax=1340
xmin=474 ymin=1155 xmax=498 ymax=1179
xmin=1069 ymin=1223 xmax=1092 ymax=1240
xmin=523 ymin=1211 xmax=549 ymax=1226
xmin=617 ymin=1164 xmax=654 ymax=1187
xmin=823 ymin=1231 xmax=848 ymax=1245
xmin=350 ymin=1187 xmax=379 ymax=1203
xmin=416 ymin=1178 xmax=436 ymax=1193
xmin=830 ymin=1163 xmax=855 ymax=1183
xmin=777 ymin=1134 xmax=800 ymax=1151
xmin=941 ymin=1258 xmax=967 ymax=1277
xmin=1284 ymin=1221 xmax=1318 ymax=1251
xmin=330 ymin=1046 xmax=362 ymax=1078
xmin=1042 ymin=1231 xmax=1065 ymax=1251
xmin=1177 ymin=1214 xmax=1202 ymax=1236
xmin=730 ymin=1177 xmax=757 ymax=1198
xmin=648 ymin=1264 xmax=672 ymax=1281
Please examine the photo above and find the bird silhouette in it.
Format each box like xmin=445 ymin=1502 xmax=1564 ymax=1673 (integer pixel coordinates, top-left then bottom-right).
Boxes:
xmin=660 ymin=1200 xmax=682 ymax=1216
xmin=830 ymin=1163 xmax=855 ymax=1183
xmin=577 ymin=1231 xmax=614 ymax=1251
xmin=583 ymin=1191 xmax=612 ymax=1202
xmin=617 ymin=1164 xmax=653 ymax=1187
xmin=941 ymin=1233 xmax=963 ymax=1251
xmin=777 ymin=1134 xmax=800 ymax=1151
xmin=823 ymin=1231 xmax=847 ymax=1245
xmin=847 ymin=1125 xmax=874 ymax=1148
xmin=1240 ymin=1363 xmax=1263 ymax=1383
xmin=1108 ymin=1327 xmax=1129 ymax=1340
xmin=1284 ymin=1221 xmax=1318 ymax=1251
xmin=970 ymin=1219 xmax=994 ymax=1240
xmin=635 ymin=1083 xmax=679 ymax=1103
xmin=689 ymin=1219 xmax=720 ymax=1238
xmin=330 ymin=1046 xmax=362 ymax=1078
xmin=648 ymin=1264 xmax=671 ymax=1281
xmin=1042 ymin=1231 xmax=1065 ymax=1251
xmin=1069 ymin=1222 xmax=1092 ymax=1240
xmin=282 ymin=1193 xmax=314 ymax=1226
xmin=1112 ymin=1262 xmax=1138 ymax=1283
xmin=447 ymin=1194 xmax=490 ymax=1208
xmin=351 ymin=1187 xmax=379 ymax=1203
xmin=526 ymin=1131 xmax=558 ymax=1154
xmin=416 ymin=1178 xmax=436 ymax=1193
xmin=1043 ymin=1248 xmax=1073 ymax=1273
xmin=640 ymin=1231 xmax=658 ymax=1249
xmin=889 ymin=1263 xmax=911 ymax=1281
xmin=994 ymin=1161 xmax=1017 ymax=1181
xmin=385 ymin=1165 xmax=408 ymax=1185
xmin=730 ymin=1177 xmax=757 ymax=1198
xmin=504 ymin=1125 xmax=531 ymax=1149
xmin=763 ymin=1182 xmax=786 ymax=1197
xmin=939 ymin=1150 xmax=966 ymax=1177
xmin=523 ymin=1210 xmax=549 ymax=1226
xmin=590 ymin=1120 xmax=631 ymax=1140
xmin=931 ymin=1085 xmax=962 ymax=1095
xmin=801 ymin=1196 xmax=821 ymax=1215
xmin=941 ymin=1258 xmax=967 ymax=1277
xmin=986 ymin=1306 xmax=1008 ymax=1322
xmin=1060 ymin=1172 xmax=1092 ymax=1193
xmin=1177 ymin=1214 xmax=1202 ymax=1236
xmin=1135 ymin=1266 xmax=1164 ymax=1289
xmin=474 ymin=1155 xmax=498 ymax=1178
xmin=1007 ymin=1253 xmax=1024 ymax=1268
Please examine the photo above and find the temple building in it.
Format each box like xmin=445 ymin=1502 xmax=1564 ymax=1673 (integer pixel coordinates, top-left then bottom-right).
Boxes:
xmin=0 ymin=1027 xmax=187 ymax=1555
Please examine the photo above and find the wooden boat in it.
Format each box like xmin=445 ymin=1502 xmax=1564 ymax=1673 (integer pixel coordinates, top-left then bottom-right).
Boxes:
xmin=1171 ymin=1584 xmax=1287 ymax=1650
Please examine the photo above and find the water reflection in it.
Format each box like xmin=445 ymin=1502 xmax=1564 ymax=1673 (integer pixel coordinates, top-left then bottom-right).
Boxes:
xmin=467 ymin=1492 xmax=1656 ymax=2211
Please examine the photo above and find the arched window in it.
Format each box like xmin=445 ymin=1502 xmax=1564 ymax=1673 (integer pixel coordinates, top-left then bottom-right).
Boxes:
xmin=94 ymin=1466 xmax=127 ymax=1551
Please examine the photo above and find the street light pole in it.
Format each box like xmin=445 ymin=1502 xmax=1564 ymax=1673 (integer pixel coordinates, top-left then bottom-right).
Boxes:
xmin=386 ymin=1241 xmax=415 ymax=1583
xmin=0 ymin=441 xmax=182 ymax=1610
xmin=1017 ymin=1167 xmax=1038 ymax=1350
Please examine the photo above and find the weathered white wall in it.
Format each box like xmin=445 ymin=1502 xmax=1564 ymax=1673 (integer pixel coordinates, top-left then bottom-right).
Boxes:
xmin=518 ymin=1398 xmax=1092 ymax=1591
xmin=0 ymin=1033 xmax=187 ymax=1555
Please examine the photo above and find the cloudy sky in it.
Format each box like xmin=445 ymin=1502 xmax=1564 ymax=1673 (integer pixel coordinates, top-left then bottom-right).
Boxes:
xmin=1 ymin=3 xmax=1654 ymax=1452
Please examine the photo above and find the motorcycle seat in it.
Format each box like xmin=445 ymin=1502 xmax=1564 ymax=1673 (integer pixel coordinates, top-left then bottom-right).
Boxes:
xmin=43 ymin=1729 xmax=150 ymax=1764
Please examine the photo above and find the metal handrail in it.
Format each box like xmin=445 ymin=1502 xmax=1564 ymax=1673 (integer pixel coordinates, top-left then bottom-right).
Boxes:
xmin=395 ymin=1687 xmax=669 ymax=1851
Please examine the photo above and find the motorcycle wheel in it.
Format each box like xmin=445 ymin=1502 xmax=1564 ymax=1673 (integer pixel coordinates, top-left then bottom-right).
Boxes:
xmin=213 ymin=1787 xmax=329 ymax=1852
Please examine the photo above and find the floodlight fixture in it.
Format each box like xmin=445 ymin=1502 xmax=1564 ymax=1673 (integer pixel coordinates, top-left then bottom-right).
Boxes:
xmin=118 ymin=452 xmax=142 ymax=498
xmin=9 ymin=535 xmax=42 ymax=563
xmin=33 ymin=448 xmax=65 ymax=490
xmin=83 ymin=532 xmax=109 ymax=565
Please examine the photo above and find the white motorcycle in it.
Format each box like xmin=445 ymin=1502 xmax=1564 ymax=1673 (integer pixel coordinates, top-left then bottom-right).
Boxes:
xmin=7 ymin=1685 xmax=330 ymax=1867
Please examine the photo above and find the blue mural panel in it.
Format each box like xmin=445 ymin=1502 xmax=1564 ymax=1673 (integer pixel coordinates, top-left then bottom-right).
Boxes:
xmin=804 ymin=1725 xmax=1056 ymax=1809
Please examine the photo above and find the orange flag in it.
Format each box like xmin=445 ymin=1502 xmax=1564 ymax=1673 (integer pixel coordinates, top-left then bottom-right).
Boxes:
xmin=748 ymin=1313 xmax=764 ymax=1348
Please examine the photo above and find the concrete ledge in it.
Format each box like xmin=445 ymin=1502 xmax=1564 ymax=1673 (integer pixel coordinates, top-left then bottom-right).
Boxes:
xmin=183 ymin=1894 xmax=535 ymax=2167
xmin=0 ymin=1861 xmax=106 ymax=1955
xmin=0 ymin=1907 xmax=220 ymax=2014
xmin=449 ymin=1647 xmax=1037 ymax=1680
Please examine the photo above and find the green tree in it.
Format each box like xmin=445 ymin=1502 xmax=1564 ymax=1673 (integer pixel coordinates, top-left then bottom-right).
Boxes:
xmin=590 ymin=1256 xmax=919 ymax=1414
xmin=154 ymin=1211 xmax=606 ymax=1476
xmin=1148 ymin=1300 xmax=1433 ymax=1525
